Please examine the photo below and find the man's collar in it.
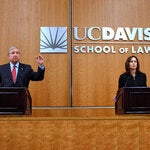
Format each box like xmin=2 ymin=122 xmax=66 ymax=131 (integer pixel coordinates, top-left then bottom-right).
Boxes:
xmin=10 ymin=62 xmax=19 ymax=68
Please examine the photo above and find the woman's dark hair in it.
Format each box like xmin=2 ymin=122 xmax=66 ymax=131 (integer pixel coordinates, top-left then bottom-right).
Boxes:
xmin=125 ymin=55 xmax=140 ymax=73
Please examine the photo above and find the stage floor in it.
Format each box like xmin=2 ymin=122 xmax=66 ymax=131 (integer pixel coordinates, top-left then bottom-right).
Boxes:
xmin=0 ymin=107 xmax=150 ymax=120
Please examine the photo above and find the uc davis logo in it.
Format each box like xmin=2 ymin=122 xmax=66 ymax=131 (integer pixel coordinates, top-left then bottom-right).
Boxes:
xmin=40 ymin=27 xmax=67 ymax=53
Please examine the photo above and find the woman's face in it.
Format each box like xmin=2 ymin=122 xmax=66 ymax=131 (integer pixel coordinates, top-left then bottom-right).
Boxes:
xmin=129 ymin=57 xmax=137 ymax=70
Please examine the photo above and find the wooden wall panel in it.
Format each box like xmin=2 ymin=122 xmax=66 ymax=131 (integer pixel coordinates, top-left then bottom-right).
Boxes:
xmin=0 ymin=0 xmax=70 ymax=106
xmin=72 ymin=0 xmax=150 ymax=106
xmin=1 ymin=117 xmax=150 ymax=149
xmin=0 ymin=0 xmax=150 ymax=107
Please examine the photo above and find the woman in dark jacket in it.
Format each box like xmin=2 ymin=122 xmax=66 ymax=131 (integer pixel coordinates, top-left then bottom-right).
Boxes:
xmin=118 ymin=55 xmax=147 ymax=88
xmin=114 ymin=55 xmax=147 ymax=102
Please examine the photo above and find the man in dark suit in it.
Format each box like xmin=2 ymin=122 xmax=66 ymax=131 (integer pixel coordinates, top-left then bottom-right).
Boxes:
xmin=0 ymin=46 xmax=45 ymax=88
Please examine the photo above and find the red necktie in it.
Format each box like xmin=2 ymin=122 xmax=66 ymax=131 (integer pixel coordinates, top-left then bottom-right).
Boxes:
xmin=12 ymin=65 xmax=16 ymax=83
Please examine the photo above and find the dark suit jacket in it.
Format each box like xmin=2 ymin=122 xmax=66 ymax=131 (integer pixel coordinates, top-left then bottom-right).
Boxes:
xmin=0 ymin=63 xmax=45 ymax=88
xmin=118 ymin=71 xmax=147 ymax=89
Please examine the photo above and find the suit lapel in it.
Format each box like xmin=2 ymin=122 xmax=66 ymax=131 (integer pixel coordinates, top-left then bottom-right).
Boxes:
xmin=5 ymin=63 xmax=13 ymax=83
xmin=16 ymin=63 xmax=23 ymax=82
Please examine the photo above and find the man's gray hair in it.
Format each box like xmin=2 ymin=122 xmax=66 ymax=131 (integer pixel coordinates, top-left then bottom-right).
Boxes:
xmin=8 ymin=46 xmax=19 ymax=54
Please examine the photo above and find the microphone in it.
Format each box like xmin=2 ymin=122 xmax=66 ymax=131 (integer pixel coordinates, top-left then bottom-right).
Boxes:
xmin=124 ymin=75 xmax=130 ymax=87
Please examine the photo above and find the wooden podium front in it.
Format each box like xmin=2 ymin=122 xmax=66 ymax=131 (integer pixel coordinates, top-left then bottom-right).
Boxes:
xmin=115 ymin=87 xmax=150 ymax=114
xmin=0 ymin=87 xmax=32 ymax=115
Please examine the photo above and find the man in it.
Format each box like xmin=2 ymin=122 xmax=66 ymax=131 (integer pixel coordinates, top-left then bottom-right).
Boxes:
xmin=0 ymin=46 xmax=45 ymax=88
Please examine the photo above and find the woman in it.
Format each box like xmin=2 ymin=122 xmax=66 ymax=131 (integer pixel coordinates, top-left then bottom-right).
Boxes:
xmin=118 ymin=55 xmax=147 ymax=88
xmin=114 ymin=55 xmax=147 ymax=102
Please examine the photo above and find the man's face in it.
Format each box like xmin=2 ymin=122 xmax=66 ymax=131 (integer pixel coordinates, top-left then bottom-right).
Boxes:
xmin=8 ymin=48 xmax=20 ymax=64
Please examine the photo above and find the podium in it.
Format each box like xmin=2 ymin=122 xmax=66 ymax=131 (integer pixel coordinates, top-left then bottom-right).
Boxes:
xmin=0 ymin=87 xmax=32 ymax=115
xmin=115 ymin=87 xmax=150 ymax=114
